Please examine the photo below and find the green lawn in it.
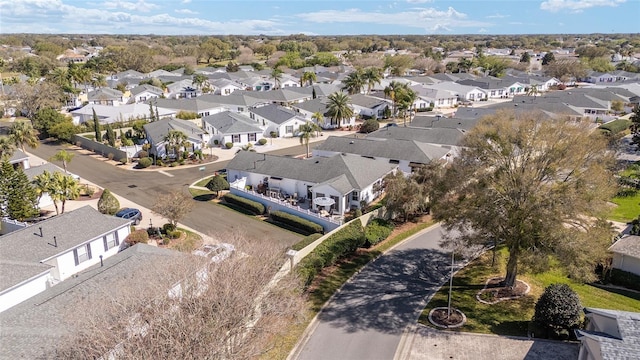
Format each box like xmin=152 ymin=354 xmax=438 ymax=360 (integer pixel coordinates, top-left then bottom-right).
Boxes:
xmin=419 ymin=248 xmax=640 ymax=336
xmin=194 ymin=176 xmax=214 ymax=188
xmin=610 ymin=191 xmax=640 ymax=222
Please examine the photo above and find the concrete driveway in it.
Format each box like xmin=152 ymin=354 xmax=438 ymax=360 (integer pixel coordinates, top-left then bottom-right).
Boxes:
xmin=291 ymin=224 xmax=453 ymax=360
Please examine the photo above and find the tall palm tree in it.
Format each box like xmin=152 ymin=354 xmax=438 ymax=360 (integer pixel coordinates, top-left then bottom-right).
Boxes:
xmin=526 ymin=84 xmax=540 ymax=100
xmin=0 ymin=136 xmax=16 ymax=160
xmin=33 ymin=171 xmax=59 ymax=214
xmin=300 ymin=71 xmax=317 ymax=87
xmin=395 ymin=86 xmax=418 ymax=127
xmin=49 ymin=149 xmax=75 ymax=173
xmin=163 ymin=130 xmax=188 ymax=159
xmin=9 ymin=121 xmax=39 ymax=153
xmin=341 ymin=70 xmax=365 ymax=95
xmin=363 ymin=67 xmax=382 ymax=94
xmin=298 ymin=122 xmax=321 ymax=159
xmin=54 ymin=171 xmax=80 ymax=214
xmin=271 ymin=67 xmax=283 ymax=90
xmin=90 ymin=74 xmax=107 ymax=89
xmin=192 ymin=74 xmax=208 ymax=90
xmin=327 ymin=92 xmax=354 ymax=128
xmin=384 ymin=81 xmax=407 ymax=118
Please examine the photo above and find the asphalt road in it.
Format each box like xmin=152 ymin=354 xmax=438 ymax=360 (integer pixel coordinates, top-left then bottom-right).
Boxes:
xmin=29 ymin=142 xmax=316 ymax=245
xmin=292 ymin=224 xmax=454 ymax=360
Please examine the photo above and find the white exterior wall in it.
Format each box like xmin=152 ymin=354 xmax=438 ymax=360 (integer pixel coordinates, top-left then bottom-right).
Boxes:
xmin=0 ymin=271 xmax=51 ymax=313
xmin=465 ymin=89 xmax=488 ymax=101
xmin=612 ymin=253 xmax=640 ymax=276
xmin=43 ymin=225 xmax=130 ymax=282
xmin=312 ymin=184 xmax=344 ymax=213
xmin=133 ymin=91 xmax=160 ymax=103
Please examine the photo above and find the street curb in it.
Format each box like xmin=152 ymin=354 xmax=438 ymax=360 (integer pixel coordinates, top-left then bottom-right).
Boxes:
xmin=287 ymin=222 xmax=441 ymax=360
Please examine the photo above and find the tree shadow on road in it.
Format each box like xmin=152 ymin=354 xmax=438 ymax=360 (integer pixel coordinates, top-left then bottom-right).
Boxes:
xmin=316 ymin=247 xmax=451 ymax=335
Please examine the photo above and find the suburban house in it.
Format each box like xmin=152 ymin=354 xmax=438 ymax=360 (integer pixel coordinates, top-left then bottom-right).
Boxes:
xmin=87 ymin=88 xmax=127 ymax=106
xmin=227 ymin=151 xmax=397 ymax=215
xmin=312 ymin=136 xmax=451 ymax=174
xmin=109 ymin=69 xmax=145 ymax=82
xmin=143 ymin=118 xmax=209 ymax=158
xmin=348 ymin=94 xmax=391 ymax=118
xmin=292 ymin=98 xmax=332 ymax=127
xmin=202 ymin=111 xmax=264 ymax=147
xmin=426 ymin=82 xmax=488 ymax=102
xmin=152 ymin=97 xmax=226 ymax=119
xmin=8 ymin=149 xmax=30 ymax=170
xmin=0 ymin=205 xmax=131 ymax=313
xmin=129 ymin=84 xmax=164 ymax=103
xmin=457 ymin=76 xmax=528 ymax=98
xmin=0 ymin=243 xmax=189 ymax=359
xmin=609 ymin=235 xmax=640 ymax=277
xmin=165 ymin=79 xmax=199 ymax=99
xmin=409 ymin=86 xmax=458 ymax=109
xmin=248 ymin=104 xmax=310 ymax=138
xmin=24 ymin=163 xmax=72 ymax=209
xmin=210 ymin=78 xmax=244 ymax=95
xmin=367 ymin=126 xmax=466 ymax=150
xmin=70 ymin=103 xmax=175 ymax=125
xmin=575 ymin=307 xmax=640 ymax=360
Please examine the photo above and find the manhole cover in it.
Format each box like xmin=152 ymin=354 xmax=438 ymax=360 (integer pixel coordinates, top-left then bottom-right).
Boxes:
xmin=128 ymin=184 xmax=137 ymax=188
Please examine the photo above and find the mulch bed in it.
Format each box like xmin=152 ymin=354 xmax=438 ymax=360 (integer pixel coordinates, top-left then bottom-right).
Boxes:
xmin=476 ymin=277 xmax=531 ymax=304
xmin=430 ymin=308 xmax=465 ymax=327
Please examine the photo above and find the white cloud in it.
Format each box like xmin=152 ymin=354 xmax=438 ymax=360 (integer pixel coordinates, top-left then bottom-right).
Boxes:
xmin=181 ymin=0 xmax=191 ymax=3
xmin=406 ymin=0 xmax=434 ymax=3
xmin=102 ymin=0 xmax=159 ymax=13
xmin=540 ymin=0 xmax=626 ymax=12
xmin=478 ymin=28 xmax=488 ymax=33
xmin=486 ymin=13 xmax=509 ymax=18
xmin=296 ymin=6 xmax=488 ymax=33
xmin=175 ymin=8 xmax=197 ymax=15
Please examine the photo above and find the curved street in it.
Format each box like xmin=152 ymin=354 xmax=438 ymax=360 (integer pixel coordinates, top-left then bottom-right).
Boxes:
xmin=291 ymin=224 xmax=453 ymax=360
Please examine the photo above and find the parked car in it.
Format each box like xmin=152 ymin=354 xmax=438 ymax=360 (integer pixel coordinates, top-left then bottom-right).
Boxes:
xmin=115 ymin=208 xmax=143 ymax=225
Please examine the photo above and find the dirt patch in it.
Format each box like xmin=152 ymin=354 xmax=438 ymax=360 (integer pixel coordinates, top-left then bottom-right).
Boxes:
xmin=429 ymin=307 xmax=466 ymax=328
xmin=476 ymin=277 xmax=531 ymax=304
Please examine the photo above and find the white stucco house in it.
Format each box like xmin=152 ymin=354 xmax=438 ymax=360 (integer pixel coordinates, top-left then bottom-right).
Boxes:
xmin=0 ymin=206 xmax=131 ymax=313
xmin=248 ymin=104 xmax=310 ymax=138
xmin=143 ymin=118 xmax=209 ymax=159
xmin=129 ymin=84 xmax=164 ymax=103
xmin=427 ymin=82 xmax=488 ymax=102
xmin=609 ymin=235 xmax=640 ymax=277
xmin=202 ymin=111 xmax=264 ymax=147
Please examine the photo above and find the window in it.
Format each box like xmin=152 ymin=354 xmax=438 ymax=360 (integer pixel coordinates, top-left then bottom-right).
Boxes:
xmin=232 ymin=134 xmax=240 ymax=143
xmin=285 ymin=126 xmax=293 ymax=134
xmin=389 ymin=159 xmax=400 ymax=164
xmin=103 ymin=232 xmax=119 ymax=251
xmin=224 ymin=89 xmax=231 ymax=95
xmin=74 ymin=244 xmax=92 ymax=266
xmin=469 ymin=93 xmax=474 ymax=99
xmin=250 ymin=113 xmax=255 ymax=120
xmin=248 ymin=133 xmax=256 ymax=141
xmin=140 ymin=96 xmax=147 ymax=101
xmin=490 ymin=91 xmax=496 ymax=96
xmin=351 ymin=191 xmax=358 ymax=201
xmin=238 ymin=107 xmax=244 ymax=112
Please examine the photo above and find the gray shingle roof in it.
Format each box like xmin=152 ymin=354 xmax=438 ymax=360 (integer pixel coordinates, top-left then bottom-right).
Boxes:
xmin=576 ymin=308 xmax=640 ymax=360
xmin=22 ymin=163 xmax=65 ymax=181
xmin=249 ymin=104 xmax=301 ymax=124
xmin=349 ymin=94 xmax=390 ymax=109
xmin=228 ymin=151 xmax=396 ymax=194
xmin=88 ymin=87 xmax=123 ymax=101
xmin=130 ymin=84 xmax=164 ymax=97
xmin=0 ymin=206 xmax=130 ymax=292
xmin=367 ymin=126 xmax=465 ymax=146
xmin=0 ymin=244 xmax=189 ymax=360
xmin=143 ymin=117 xmax=206 ymax=145
xmin=202 ymin=111 xmax=262 ymax=134
xmin=609 ymin=235 xmax=640 ymax=258
xmin=314 ymin=136 xmax=449 ymax=164
xmin=7 ymin=149 xmax=28 ymax=165
xmin=292 ymin=98 xmax=330 ymax=115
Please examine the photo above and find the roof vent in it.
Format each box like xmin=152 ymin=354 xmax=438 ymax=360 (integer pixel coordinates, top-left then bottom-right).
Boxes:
xmin=349 ymin=141 xmax=354 ymax=144
xmin=315 ymin=160 xmax=320 ymax=164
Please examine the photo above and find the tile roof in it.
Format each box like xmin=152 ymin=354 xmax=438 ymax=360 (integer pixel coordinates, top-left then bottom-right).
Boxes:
xmin=227 ymin=151 xmax=396 ymax=194
xmin=0 ymin=206 xmax=130 ymax=292
xmin=0 ymin=244 xmax=190 ymax=360
xmin=202 ymin=111 xmax=263 ymax=134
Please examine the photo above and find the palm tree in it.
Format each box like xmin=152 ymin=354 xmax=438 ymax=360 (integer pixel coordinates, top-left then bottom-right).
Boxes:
xmin=0 ymin=136 xmax=16 ymax=160
xmin=526 ymin=84 xmax=540 ymax=100
xmin=90 ymin=74 xmax=107 ymax=89
xmin=341 ymin=70 xmax=365 ymax=95
xmin=33 ymin=171 xmax=59 ymax=214
xmin=395 ymin=86 xmax=417 ymax=127
xmin=311 ymin=111 xmax=325 ymax=133
xmin=54 ymin=171 xmax=80 ymax=214
xmin=163 ymin=130 xmax=188 ymax=159
xmin=300 ymin=71 xmax=317 ymax=87
xmin=298 ymin=122 xmax=321 ymax=159
xmin=192 ymin=74 xmax=208 ymax=90
xmin=384 ymin=81 xmax=407 ymax=118
xmin=9 ymin=121 xmax=39 ymax=153
xmin=271 ymin=67 xmax=283 ymax=90
xmin=363 ymin=67 xmax=382 ymax=94
xmin=327 ymin=92 xmax=354 ymax=128
xmin=49 ymin=149 xmax=75 ymax=173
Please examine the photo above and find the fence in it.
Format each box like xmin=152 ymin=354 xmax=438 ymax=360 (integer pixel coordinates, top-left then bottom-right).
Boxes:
xmin=1 ymin=218 xmax=28 ymax=235
xmin=72 ymin=134 xmax=128 ymax=161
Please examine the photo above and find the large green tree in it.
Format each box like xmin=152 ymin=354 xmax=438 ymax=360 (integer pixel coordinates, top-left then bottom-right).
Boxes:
xmin=0 ymin=161 xmax=39 ymax=221
xmin=326 ymin=92 xmax=354 ymax=127
xmin=362 ymin=67 xmax=382 ymax=94
xmin=631 ymin=105 xmax=640 ymax=151
xmin=0 ymin=137 xmax=16 ymax=160
xmin=430 ymin=110 xmax=616 ymax=287
xmin=163 ymin=130 xmax=188 ymax=158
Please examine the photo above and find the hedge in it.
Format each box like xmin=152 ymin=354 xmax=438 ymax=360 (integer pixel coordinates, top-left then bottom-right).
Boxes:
xmin=364 ymin=218 xmax=395 ymax=247
xmin=297 ymin=221 xmax=365 ymax=286
xmin=270 ymin=210 xmax=323 ymax=235
xmin=610 ymin=268 xmax=640 ymax=292
xmin=599 ymin=119 xmax=631 ymax=135
xmin=222 ymin=193 xmax=265 ymax=215
xmin=137 ymin=157 xmax=152 ymax=168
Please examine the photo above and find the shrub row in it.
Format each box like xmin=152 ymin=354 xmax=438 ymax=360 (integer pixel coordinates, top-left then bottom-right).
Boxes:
xmin=599 ymin=119 xmax=631 ymax=135
xmin=609 ymin=268 xmax=640 ymax=292
xmin=270 ymin=210 xmax=323 ymax=235
xmin=222 ymin=193 xmax=265 ymax=215
xmin=364 ymin=218 xmax=395 ymax=247
xmin=297 ymin=221 xmax=365 ymax=286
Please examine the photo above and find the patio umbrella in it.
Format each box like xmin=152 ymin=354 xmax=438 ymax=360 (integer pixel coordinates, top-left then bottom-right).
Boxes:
xmin=314 ymin=197 xmax=335 ymax=207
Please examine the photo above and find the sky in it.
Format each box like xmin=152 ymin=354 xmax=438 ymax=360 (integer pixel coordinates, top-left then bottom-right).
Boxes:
xmin=0 ymin=0 xmax=638 ymax=36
